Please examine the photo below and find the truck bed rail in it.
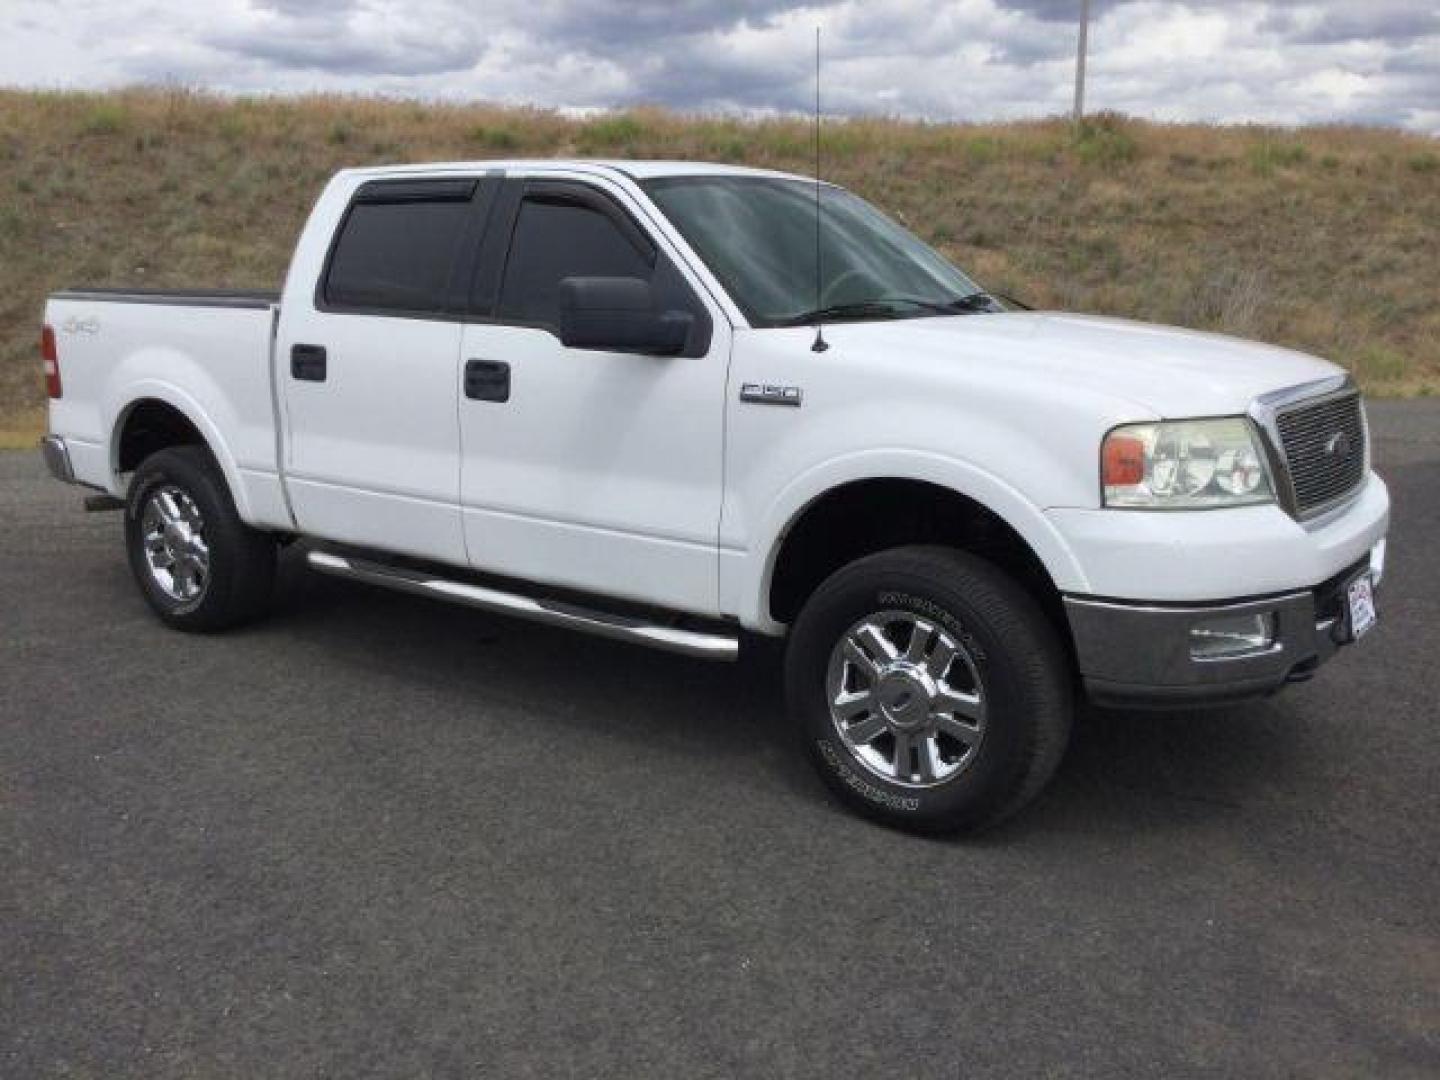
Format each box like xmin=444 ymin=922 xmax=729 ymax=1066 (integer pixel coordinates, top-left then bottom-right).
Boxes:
xmin=51 ymin=287 xmax=279 ymax=310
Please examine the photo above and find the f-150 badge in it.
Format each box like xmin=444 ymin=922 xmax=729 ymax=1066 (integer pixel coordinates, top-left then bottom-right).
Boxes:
xmin=740 ymin=383 xmax=803 ymax=407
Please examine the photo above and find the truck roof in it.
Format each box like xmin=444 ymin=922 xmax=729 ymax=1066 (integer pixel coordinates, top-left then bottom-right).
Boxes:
xmin=340 ymin=159 xmax=809 ymax=183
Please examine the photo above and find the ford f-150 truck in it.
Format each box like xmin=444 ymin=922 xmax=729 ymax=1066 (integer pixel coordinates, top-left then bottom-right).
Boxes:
xmin=40 ymin=160 xmax=1389 ymax=832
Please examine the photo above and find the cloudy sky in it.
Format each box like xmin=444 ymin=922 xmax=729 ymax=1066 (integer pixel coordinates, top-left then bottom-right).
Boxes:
xmin=2 ymin=1 xmax=1437 ymax=132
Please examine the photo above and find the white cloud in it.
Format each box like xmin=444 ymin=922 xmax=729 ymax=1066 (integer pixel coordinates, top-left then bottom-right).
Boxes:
xmin=0 ymin=0 xmax=1436 ymax=133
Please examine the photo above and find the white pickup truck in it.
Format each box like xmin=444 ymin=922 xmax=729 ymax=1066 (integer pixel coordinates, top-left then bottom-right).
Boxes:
xmin=41 ymin=160 xmax=1389 ymax=832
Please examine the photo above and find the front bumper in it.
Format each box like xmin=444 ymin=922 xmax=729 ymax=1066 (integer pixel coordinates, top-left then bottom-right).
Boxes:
xmin=1046 ymin=473 xmax=1389 ymax=603
xmin=1065 ymin=545 xmax=1383 ymax=709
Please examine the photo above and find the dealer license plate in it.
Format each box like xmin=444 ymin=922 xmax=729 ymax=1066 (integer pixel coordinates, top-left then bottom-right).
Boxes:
xmin=1346 ymin=574 xmax=1377 ymax=640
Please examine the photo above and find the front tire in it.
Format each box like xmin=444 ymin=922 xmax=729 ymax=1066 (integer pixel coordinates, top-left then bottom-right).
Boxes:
xmin=785 ymin=546 xmax=1072 ymax=834
xmin=124 ymin=445 xmax=276 ymax=632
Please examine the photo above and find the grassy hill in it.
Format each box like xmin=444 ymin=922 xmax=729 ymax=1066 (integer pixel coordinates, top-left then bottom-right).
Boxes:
xmin=2 ymin=88 xmax=1437 ymax=440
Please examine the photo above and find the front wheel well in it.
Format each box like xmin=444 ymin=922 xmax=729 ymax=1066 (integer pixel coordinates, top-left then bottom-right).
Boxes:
xmin=767 ymin=478 xmax=1071 ymax=649
xmin=116 ymin=399 xmax=207 ymax=475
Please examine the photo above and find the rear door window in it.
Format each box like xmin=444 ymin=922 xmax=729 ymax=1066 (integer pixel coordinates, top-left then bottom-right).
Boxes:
xmin=322 ymin=179 xmax=481 ymax=315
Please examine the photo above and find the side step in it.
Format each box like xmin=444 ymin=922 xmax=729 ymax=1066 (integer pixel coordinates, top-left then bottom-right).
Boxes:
xmin=305 ymin=550 xmax=739 ymax=661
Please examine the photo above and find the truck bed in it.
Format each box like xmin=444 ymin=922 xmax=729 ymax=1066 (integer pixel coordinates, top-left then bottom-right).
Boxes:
xmin=44 ymin=286 xmax=287 ymax=527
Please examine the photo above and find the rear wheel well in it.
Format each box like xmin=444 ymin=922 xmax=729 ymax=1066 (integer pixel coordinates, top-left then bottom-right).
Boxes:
xmin=116 ymin=399 xmax=206 ymax=474
xmin=768 ymin=479 xmax=1071 ymax=651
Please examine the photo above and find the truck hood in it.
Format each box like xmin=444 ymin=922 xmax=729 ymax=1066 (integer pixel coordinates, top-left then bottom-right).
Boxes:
xmin=820 ymin=312 xmax=1344 ymax=418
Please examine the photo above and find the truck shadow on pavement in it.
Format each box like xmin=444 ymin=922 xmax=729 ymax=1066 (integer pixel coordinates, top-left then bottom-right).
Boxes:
xmin=266 ymin=548 xmax=1299 ymax=842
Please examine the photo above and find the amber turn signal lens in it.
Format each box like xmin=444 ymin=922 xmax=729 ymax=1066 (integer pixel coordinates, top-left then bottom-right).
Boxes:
xmin=1102 ymin=433 xmax=1145 ymax=487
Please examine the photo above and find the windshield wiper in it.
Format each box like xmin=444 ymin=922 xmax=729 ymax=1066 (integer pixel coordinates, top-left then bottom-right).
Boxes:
xmin=944 ymin=291 xmax=1004 ymax=312
xmin=777 ymin=300 xmax=917 ymax=327
xmin=778 ymin=292 xmax=1003 ymax=327
xmin=873 ymin=296 xmax=963 ymax=315
xmin=856 ymin=293 xmax=1004 ymax=314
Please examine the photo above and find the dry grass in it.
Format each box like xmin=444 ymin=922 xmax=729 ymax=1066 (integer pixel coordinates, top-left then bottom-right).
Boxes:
xmin=2 ymin=89 xmax=1437 ymax=431
xmin=0 ymin=408 xmax=43 ymax=450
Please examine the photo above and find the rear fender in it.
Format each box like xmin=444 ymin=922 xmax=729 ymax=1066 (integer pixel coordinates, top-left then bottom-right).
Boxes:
xmin=106 ymin=379 xmax=250 ymax=520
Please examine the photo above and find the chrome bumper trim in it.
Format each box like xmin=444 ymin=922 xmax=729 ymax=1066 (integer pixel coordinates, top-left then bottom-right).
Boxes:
xmin=1065 ymin=580 xmax=1362 ymax=710
xmin=39 ymin=435 xmax=75 ymax=484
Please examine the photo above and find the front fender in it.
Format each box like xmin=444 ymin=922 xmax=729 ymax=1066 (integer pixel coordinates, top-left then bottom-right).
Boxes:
xmin=727 ymin=448 xmax=1092 ymax=634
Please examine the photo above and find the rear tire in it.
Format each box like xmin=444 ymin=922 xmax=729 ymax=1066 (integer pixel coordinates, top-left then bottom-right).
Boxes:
xmin=124 ymin=445 xmax=276 ymax=631
xmin=785 ymin=545 xmax=1072 ymax=834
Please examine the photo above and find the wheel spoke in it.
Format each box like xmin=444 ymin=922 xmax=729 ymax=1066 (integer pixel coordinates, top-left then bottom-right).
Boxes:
xmin=904 ymin=619 xmax=932 ymax=663
xmin=936 ymin=687 xmax=984 ymax=722
xmin=914 ymin=737 xmax=939 ymax=783
xmin=892 ymin=733 xmax=914 ymax=780
xmin=845 ymin=714 xmax=889 ymax=745
xmin=832 ymin=689 xmax=875 ymax=720
xmin=842 ymin=638 xmax=882 ymax=680
xmin=926 ymin=638 xmax=956 ymax=680
xmin=855 ymin=622 xmax=899 ymax=664
xmin=156 ymin=490 xmax=183 ymax=524
xmin=938 ymin=714 xmax=984 ymax=746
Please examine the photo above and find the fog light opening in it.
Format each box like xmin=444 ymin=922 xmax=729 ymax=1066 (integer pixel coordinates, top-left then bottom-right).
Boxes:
xmin=1190 ymin=612 xmax=1276 ymax=660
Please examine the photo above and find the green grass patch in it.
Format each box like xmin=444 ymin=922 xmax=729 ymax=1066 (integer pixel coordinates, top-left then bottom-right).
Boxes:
xmin=79 ymin=104 xmax=128 ymax=136
xmin=1350 ymin=344 xmax=1409 ymax=383
xmin=961 ymin=136 xmax=1003 ymax=166
xmin=1409 ymin=152 xmax=1439 ymax=174
xmin=1073 ymin=116 xmax=1139 ymax=169
xmin=579 ymin=114 xmax=647 ymax=151
xmin=1248 ymin=140 xmax=1309 ymax=175
xmin=468 ymin=125 xmax=521 ymax=151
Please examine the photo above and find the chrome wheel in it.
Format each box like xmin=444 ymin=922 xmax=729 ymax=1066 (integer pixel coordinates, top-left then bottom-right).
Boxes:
xmin=825 ymin=610 xmax=986 ymax=788
xmin=140 ymin=484 xmax=210 ymax=603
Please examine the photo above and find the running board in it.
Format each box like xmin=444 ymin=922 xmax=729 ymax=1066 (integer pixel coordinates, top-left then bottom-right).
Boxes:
xmin=305 ymin=550 xmax=739 ymax=661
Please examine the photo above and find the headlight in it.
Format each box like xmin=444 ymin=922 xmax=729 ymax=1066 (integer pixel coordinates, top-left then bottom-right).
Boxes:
xmin=1102 ymin=418 xmax=1274 ymax=509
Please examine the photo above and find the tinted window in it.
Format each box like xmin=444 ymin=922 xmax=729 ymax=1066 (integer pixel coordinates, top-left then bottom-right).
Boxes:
xmin=497 ymin=199 xmax=653 ymax=327
xmin=324 ymin=198 xmax=471 ymax=313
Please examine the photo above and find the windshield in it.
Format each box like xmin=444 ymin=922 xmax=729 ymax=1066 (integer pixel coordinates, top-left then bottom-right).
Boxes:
xmin=642 ymin=176 xmax=986 ymax=327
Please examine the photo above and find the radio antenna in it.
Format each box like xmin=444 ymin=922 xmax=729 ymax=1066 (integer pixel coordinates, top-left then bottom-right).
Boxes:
xmin=811 ymin=25 xmax=829 ymax=353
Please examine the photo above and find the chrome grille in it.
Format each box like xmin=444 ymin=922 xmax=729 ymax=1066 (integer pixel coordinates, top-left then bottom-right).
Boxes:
xmin=1274 ymin=390 xmax=1366 ymax=517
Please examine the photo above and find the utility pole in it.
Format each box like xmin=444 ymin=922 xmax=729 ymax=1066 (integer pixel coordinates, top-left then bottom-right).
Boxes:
xmin=1073 ymin=0 xmax=1091 ymax=124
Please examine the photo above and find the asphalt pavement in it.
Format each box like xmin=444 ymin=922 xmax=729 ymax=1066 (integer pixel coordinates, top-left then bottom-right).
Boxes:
xmin=3 ymin=401 xmax=1437 ymax=1078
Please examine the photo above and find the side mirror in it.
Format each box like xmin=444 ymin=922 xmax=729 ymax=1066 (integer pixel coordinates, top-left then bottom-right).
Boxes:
xmin=558 ymin=276 xmax=693 ymax=356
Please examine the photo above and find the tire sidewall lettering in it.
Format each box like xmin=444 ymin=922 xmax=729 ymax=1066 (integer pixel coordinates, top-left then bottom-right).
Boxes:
xmin=875 ymin=589 xmax=988 ymax=663
xmin=816 ymin=737 xmax=922 ymax=813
